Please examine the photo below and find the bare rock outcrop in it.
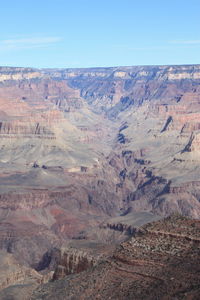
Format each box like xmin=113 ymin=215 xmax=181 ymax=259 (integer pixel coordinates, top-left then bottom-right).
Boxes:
xmin=31 ymin=215 xmax=200 ymax=300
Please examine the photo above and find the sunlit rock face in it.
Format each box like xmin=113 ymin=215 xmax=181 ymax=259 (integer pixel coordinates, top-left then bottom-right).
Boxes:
xmin=0 ymin=64 xmax=200 ymax=297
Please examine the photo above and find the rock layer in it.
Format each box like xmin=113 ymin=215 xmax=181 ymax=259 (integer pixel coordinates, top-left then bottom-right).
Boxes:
xmin=0 ymin=65 xmax=200 ymax=293
xmin=31 ymin=215 xmax=200 ymax=300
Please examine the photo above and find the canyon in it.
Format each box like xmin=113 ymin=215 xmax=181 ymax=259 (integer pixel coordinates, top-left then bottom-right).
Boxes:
xmin=0 ymin=64 xmax=200 ymax=298
xmin=31 ymin=214 xmax=200 ymax=300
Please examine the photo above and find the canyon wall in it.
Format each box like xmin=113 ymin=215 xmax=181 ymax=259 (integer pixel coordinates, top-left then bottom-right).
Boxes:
xmin=0 ymin=65 xmax=200 ymax=286
xmin=31 ymin=215 xmax=200 ymax=300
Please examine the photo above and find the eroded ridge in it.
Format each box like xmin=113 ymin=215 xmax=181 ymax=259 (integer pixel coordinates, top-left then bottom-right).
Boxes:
xmin=31 ymin=215 xmax=200 ymax=300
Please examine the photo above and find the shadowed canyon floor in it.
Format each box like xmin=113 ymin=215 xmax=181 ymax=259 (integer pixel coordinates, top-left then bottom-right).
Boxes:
xmin=0 ymin=65 xmax=200 ymax=298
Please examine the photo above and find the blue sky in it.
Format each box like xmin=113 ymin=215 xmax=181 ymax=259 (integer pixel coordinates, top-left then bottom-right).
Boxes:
xmin=0 ymin=0 xmax=200 ymax=68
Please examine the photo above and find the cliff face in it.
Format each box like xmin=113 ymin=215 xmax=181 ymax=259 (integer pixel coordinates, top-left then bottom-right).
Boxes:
xmin=0 ymin=250 xmax=54 ymax=300
xmin=0 ymin=250 xmax=46 ymax=291
xmin=0 ymin=65 xmax=200 ymax=290
xmin=31 ymin=215 xmax=200 ymax=300
xmin=51 ymin=241 xmax=114 ymax=280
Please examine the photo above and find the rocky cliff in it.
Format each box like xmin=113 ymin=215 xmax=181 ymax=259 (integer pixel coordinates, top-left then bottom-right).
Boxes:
xmin=31 ymin=214 xmax=200 ymax=300
xmin=51 ymin=241 xmax=114 ymax=280
xmin=0 ymin=64 xmax=200 ymax=296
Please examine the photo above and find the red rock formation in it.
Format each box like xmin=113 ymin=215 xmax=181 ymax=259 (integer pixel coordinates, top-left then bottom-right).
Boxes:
xmin=0 ymin=65 xmax=200 ymax=294
xmin=31 ymin=215 xmax=200 ymax=300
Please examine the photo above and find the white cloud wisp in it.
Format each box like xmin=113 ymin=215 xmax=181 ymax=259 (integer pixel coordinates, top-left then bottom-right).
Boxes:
xmin=0 ymin=36 xmax=62 ymax=51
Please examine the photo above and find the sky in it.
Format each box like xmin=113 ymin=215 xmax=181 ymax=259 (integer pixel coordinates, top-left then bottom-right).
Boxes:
xmin=0 ymin=0 xmax=200 ymax=68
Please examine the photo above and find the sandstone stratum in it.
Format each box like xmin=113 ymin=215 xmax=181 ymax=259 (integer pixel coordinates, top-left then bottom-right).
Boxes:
xmin=0 ymin=65 xmax=200 ymax=298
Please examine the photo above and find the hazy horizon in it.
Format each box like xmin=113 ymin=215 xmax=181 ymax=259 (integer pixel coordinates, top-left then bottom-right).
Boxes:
xmin=1 ymin=63 xmax=200 ymax=70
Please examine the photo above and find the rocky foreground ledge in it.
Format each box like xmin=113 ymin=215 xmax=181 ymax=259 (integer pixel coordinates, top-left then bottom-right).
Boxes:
xmin=27 ymin=214 xmax=200 ymax=300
